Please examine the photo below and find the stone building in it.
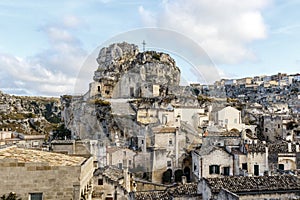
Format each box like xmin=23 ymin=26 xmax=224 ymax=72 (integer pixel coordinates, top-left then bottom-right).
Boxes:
xmin=192 ymin=145 xmax=234 ymax=180
xmin=245 ymin=142 xmax=269 ymax=176
xmin=51 ymin=139 xmax=107 ymax=167
xmin=150 ymin=126 xmax=187 ymax=183
xmin=0 ymin=146 xmax=94 ymax=200
xmin=268 ymin=141 xmax=300 ymax=172
xmin=93 ymin=166 xmax=135 ymax=200
xmin=106 ymin=146 xmax=137 ymax=170
xmin=210 ymin=106 xmax=244 ymax=131
xmin=201 ymin=175 xmax=300 ymax=200
xmin=262 ymin=115 xmax=285 ymax=142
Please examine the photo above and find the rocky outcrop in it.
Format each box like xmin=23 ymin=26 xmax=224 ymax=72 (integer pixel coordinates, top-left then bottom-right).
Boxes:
xmin=90 ymin=42 xmax=181 ymax=99
xmin=0 ymin=91 xmax=61 ymax=136
xmin=62 ymin=42 xmax=200 ymax=143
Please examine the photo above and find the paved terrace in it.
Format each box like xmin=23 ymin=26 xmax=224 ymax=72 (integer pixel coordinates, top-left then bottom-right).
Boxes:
xmin=0 ymin=146 xmax=86 ymax=166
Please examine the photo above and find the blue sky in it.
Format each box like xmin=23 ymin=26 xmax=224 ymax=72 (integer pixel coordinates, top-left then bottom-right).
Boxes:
xmin=0 ymin=0 xmax=299 ymax=96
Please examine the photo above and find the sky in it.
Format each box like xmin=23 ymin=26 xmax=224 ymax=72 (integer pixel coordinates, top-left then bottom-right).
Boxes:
xmin=0 ymin=0 xmax=299 ymax=96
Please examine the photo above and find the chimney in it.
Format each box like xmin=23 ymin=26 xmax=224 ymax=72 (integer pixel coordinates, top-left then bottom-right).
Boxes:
xmin=288 ymin=142 xmax=292 ymax=152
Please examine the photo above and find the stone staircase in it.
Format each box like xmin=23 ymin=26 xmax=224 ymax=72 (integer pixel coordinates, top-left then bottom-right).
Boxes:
xmin=109 ymin=99 xmax=136 ymax=115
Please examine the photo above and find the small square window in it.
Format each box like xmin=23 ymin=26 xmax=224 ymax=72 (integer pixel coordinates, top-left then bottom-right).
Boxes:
xmin=30 ymin=193 xmax=43 ymax=200
xmin=169 ymin=139 xmax=173 ymax=145
xmin=98 ymin=179 xmax=103 ymax=185
xmin=167 ymin=161 xmax=171 ymax=167
xmin=209 ymin=165 xmax=220 ymax=174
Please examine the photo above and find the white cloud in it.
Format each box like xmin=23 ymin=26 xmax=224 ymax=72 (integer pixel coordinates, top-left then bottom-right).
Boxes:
xmin=0 ymin=16 xmax=88 ymax=96
xmin=63 ymin=15 xmax=83 ymax=28
xmin=0 ymin=52 xmax=77 ymax=96
xmin=138 ymin=6 xmax=157 ymax=27
xmin=139 ymin=0 xmax=269 ymax=64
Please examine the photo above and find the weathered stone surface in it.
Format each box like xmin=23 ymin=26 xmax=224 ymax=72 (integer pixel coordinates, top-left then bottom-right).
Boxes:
xmin=92 ymin=42 xmax=180 ymax=98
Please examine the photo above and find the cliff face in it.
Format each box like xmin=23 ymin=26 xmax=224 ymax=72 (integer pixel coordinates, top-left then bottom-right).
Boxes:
xmin=61 ymin=42 xmax=197 ymax=142
xmin=61 ymin=42 xmax=182 ymax=141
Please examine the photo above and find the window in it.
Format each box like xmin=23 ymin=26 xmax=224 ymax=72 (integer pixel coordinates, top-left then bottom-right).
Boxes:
xmin=278 ymin=124 xmax=281 ymax=128
xmin=30 ymin=193 xmax=43 ymax=200
xmin=265 ymin=128 xmax=268 ymax=132
xmin=194 ymin=164 xmax=197 ymax=171
xmin=123 ymin=151 xmax=126 ymax=157
xmin=254 ymin=165 xmax=259 ymax=176
xmin=141 ymin=140 xmax=144 ymax=144
xmin=223 ymin=167 xmax=230 ymax=176
xmin=242 ymin=163 xmax=247 ymax=170
xmin=169 ymin=139 xmax=173 ymax=145
xmin=209 ymin=165 xmax=220 ymax=174
xmin=118 ymin=163 xmax=122 ymax=169
xmin=279 ymin=164 xmax=284 ymax=170
xmin=129 ymin=160 xmax=132 ymax=165
xmin=130 ymin=87 xmax=134 ymax=97
xmin=167 ymin=161 xmax=172 ymax=167
xmin=98 ymin=179 xmax=103 ymax=185
xmin=97 ymin=86 xmax=100 ymax=92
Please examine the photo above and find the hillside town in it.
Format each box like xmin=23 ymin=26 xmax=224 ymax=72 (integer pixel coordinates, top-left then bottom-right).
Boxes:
xmin=0 ymin=42 xmax=299 ymax=200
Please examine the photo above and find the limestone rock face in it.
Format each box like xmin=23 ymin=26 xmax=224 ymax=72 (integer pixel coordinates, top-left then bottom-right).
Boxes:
xmin=62 ymin=42 xmax=187 ymax=141
xmin=91 ymin=42 xmax=181 ymax=98
xmin=94 ymin=43 xmax=139 ymax=80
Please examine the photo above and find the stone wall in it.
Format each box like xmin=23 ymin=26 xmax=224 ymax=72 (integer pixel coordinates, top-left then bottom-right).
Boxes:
xmin=247 ymin=152 xmax=268 ymax=176
xmin=0 ymin=157 xmax=94 ymax=200
xmin=202 ymin=148 xmax=233 ymax=178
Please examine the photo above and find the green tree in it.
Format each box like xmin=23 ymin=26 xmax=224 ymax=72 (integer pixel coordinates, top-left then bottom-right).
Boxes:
xmin=52 ymin=124 xmax=71 ymax=140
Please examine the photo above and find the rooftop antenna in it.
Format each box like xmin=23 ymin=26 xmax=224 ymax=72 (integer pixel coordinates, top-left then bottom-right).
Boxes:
xmin=142 ymin=40 xmax=146 ymax=52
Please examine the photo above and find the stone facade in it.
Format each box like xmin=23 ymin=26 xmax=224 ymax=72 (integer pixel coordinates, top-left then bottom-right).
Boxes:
xmin=246 ymin=143 xmax=269 ymax=176
xmin=192 ymin=146 xmax=234 ymax=180
xmin=211 ymin=106 xmax=244 ymax=131
xmin=106 ymin=147 xmax=137 ymax=170
xmin=0 ymin=146 xmax=94 ymax=200
xmin=151 ymin=126 xmax=186 ymax=183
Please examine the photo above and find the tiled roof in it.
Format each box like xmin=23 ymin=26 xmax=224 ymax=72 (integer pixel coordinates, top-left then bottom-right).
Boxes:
xmin=206 ymin=175 xmax=300 ymax=193
xmin=268 ymin=142 xmax=297 ymax=153
xmin=134 ymin=183 xmax=199 ymax=200
xmin=134 ymin=190 xmax=169 ymax=200
xmin=0 ymin=146 xmax=85 ymax=166
xmin=102 ymin=166 xmax=124 ymax=182
xmin=246 ymin=142 xmax=266 ymax=153
xmin=167 ymin=182 xmax=198 ymax=197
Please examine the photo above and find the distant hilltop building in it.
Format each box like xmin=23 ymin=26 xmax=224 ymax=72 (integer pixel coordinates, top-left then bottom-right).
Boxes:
xmin=85 ymin=42 xmax=181 ymax=99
